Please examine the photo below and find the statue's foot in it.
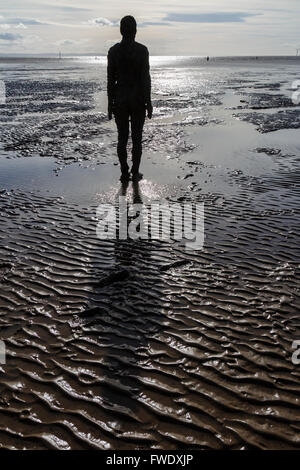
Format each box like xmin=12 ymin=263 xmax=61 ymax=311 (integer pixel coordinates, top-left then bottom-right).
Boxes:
xmin=131 ymin=172 xmax=143 ymax=181
xmin=120 ymin=172 xmax=130 ymax=182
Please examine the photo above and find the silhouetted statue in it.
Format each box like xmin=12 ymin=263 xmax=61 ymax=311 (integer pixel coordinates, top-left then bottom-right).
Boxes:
xmin=107 ymin=15 xmax=152 ymax=182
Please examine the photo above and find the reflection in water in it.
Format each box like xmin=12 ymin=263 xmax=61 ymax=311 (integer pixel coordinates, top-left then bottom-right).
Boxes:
xmin=82 ymin=181 xmax=168 ymax=448
xmin=132 ymin=180 xmax=143 ymax=205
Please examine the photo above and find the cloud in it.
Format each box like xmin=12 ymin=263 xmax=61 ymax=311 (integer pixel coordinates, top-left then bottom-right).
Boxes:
xmin=0 ymin=17 xmax=46 ymax=25
xmin=163 ymin=12 xmax=259 ymax=23
xmin=87 ymin=18 xmax=170 ymax=29
xmin=87 ymin=17 xmax=116 ymax=27
xmin=0 ymin=32 xmax=23 ymax=41
xmin=15 ymin=23 xmax=27 ymax=29
xmin=43 ymin=4 xmax=91 ymax=12
xmin=139 ymin=21 xmax=171 ymax=27
xmin=13 ymin=18 xmax=45 ymax=25
xmin=0 ymin=15 xmax=84 ymax=29
xmin=55 ymin=38 xmax=88 ymax=47
xmin=57 ymin=39 xmax=76 ymax=46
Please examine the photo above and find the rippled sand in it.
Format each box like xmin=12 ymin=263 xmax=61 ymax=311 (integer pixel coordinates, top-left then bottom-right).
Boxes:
xmin=0 ymin=56 xmax=300 ymax=449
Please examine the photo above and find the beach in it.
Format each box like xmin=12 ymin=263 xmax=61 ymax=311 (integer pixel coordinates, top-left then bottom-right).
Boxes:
xmin=0 ymin=55 xmax=300 ymax=449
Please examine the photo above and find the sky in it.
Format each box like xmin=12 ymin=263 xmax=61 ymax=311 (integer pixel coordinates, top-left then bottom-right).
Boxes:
xmin=0 ymin=0 xmax=299 ymax=56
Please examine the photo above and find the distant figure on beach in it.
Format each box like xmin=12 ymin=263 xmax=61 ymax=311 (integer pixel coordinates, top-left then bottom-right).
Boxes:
xmin=107 ymin=15 xmax=152 ymax=182
xmin=207 ymin=56 xmax=209 ymax=61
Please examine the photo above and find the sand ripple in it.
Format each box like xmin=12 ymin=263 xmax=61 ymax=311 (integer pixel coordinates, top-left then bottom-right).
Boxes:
xmin=0 ymin=179 xmax=299 ymax=449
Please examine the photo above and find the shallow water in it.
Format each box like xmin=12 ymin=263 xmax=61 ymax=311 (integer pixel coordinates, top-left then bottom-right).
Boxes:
xmin=0 ymin=56 xmax=299 ymax=449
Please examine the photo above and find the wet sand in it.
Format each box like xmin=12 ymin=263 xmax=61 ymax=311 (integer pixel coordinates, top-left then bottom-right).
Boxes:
xmin=0 ymin=56 xmax=300 ymax=449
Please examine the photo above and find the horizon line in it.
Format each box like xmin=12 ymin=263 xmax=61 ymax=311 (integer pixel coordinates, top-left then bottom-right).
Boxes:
xmin=0 ymin=53 xmax=299 ymax=58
